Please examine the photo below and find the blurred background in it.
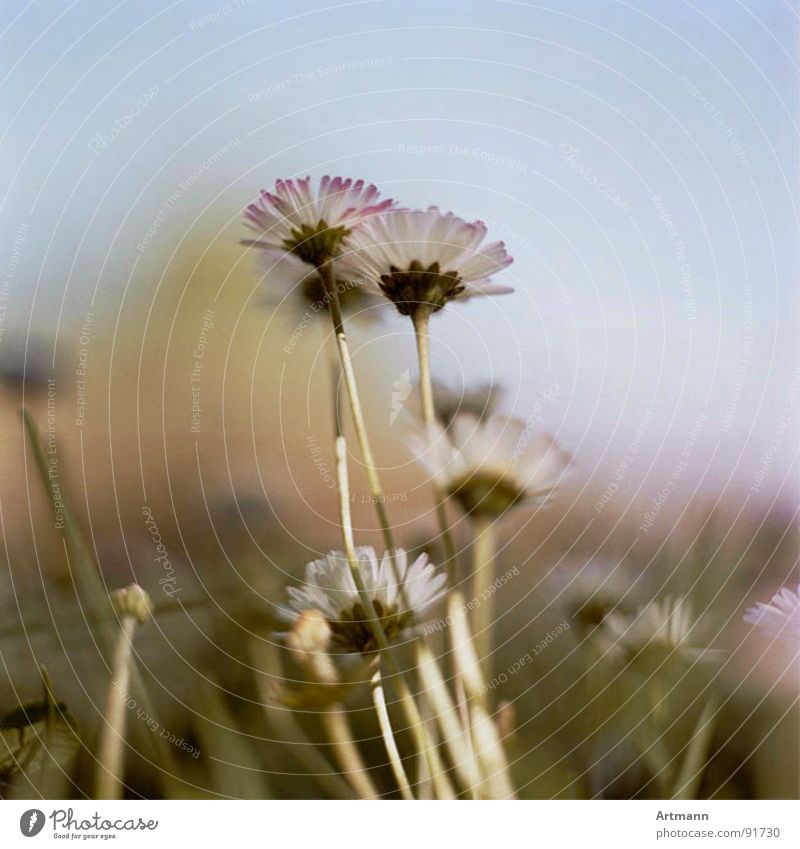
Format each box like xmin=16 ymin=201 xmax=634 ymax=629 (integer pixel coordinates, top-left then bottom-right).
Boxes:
xmin=0 ymin=0 xmax=797 ymax=798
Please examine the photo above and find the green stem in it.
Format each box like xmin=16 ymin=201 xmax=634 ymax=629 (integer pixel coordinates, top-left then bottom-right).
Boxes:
xmin=471 ymin=515 xmax=497 ymax=680
xmin=23 ymin=409 xmax=179 ymax=793
xmin=672 ymin=699 xmax=717 ymax=800
xmin=411 ymin=307 xmax=457 ymax=577
xmin=22 ymin=408 xmax=117 ymax=654
xmin=321 ymin=265 xmax=455 ymax=798
xmin=370 ymin=666 xmax=414 ymax=800
xmin=95 ymin=616 xmax=137 ymax=799
xmin=319 ymin=263 xmax=395 ymax=552
xmin=412 ymin=306 xmax=437 ymax=427
xmin=321 ymin=707 xmax=380 ymax=800
xmin=321 ymin=265 xmax=416 ymax=618
xmin=326 ymin=326 xmax=345 ymax=439
xmin=390 ymin=667 xmax=455 ymax=799
xmin=416 ymin=643 xmax=481 ymax=798
xmin=333 ymin=435 xmax=454 ymax=799
xmin=333 ymin=434 xmax=385 ymax=634
xmin=251 ymin=639 xmax=355 ymax=799
xmin=448 ymin=591 xmax=516 ymax=799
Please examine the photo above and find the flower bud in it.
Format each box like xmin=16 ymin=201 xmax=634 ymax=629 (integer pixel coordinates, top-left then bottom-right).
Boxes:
xmin=287 ymin=609 xmax=332 ymax=656
xmin=287 ymin=610 xmax=338 ymax=684
xmin=111 ymin=584 xmax=153 ymax=624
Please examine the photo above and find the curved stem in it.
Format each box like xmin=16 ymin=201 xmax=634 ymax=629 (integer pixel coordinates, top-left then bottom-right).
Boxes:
xmin=95 ymin=616 xmax=136 ymax=799
xmin=416 ymin=643 xmax=481 ymax=798
xmin=320 ymin=263 xmax=395 ymax=552
xmin=371 ymin=666 xmax=414 ymax=800
xmin=671 ymin=699 xmax=717 ymax=800
xmin=389 ymin=663 xmax=455 ymax=800
xmin=321 ymin=265 xmax=415 ymax=617
xmin=334 ymin=435 xmax=455 ymax=799
xmin=412 ymin=308 xmax=457 ymax=576
xmin=321 ymin=266 xmax=455 ymax=799
xmin=449 ymin=591 xmax=516 ymax=799
xmin=251 ymin=640 xmax=355 ymax=799
xmin=321 ymin=707 xmax=380 ymax=800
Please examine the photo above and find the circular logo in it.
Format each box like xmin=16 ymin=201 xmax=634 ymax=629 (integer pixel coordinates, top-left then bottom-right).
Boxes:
xmin=19 ymin=810 xmax=46 ymax=837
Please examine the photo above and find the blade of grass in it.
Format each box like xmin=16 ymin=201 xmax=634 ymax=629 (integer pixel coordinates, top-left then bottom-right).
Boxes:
xmin=22 ymin=407 xmax=116 ymax=652
xmin=195 ymin=686 xmax=273 ymax=800
xmin=672 ymin=699 xmax=717 ymax=800
xmin=22 ymin=407 xmax=180 ymax=794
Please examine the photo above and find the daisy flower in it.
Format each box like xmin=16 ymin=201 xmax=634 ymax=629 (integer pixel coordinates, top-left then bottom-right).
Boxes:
xmin=604 ymin=596 xmax=694 ymax=652
xmin=410 ymin=413 xmax=570 ymax=518
xmin=744 ymin=583 xmax=800 ymax=644
xmin=601 ymin=596 xmax=722 ymax=664
xmin=242 ymin=175 xmax=394 ymax=268
xmin=549 ymin=558 xmax=640 ymax=637
xmin=339 ymin=207 xmax=513 ymax=317
xmin=279 ymin=547 xmax=446 ymax=654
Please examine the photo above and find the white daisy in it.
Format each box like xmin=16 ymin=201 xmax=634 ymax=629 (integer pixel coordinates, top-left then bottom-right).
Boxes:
xmin=242 ymin=175 xmax=394 ymax=268
xmin=279 ymin=547 xmax=446 ymax=654
xmin=410 ymin=413 xmax=570 ymax=518
xmin=549 ymin=558 xmax=640 ymax=637
xmin=601 ymin=596 xmax=722 ymax=663
xmin=339 ymin=207 xmax=513 ymax=317
xmin=604 ymin=596 xmax=694 ymax=651
xmin=744 ymin=583 xmax=800 ymax=644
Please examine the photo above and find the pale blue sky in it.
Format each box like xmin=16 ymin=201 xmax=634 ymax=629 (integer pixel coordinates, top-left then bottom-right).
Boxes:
xmin=1 ymin=0 xmax=798 ymax=506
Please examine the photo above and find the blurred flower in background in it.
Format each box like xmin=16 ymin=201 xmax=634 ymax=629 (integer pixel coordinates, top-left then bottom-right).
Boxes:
xmin=410 ymin=413 xmax=571 ymax=518
xmin=744 ymin=584 xmax=800 ymax=646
